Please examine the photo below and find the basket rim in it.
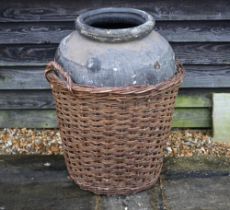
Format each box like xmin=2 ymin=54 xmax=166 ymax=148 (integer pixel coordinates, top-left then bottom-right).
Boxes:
xmin=45 ymin=61 xmax=185 ymax=95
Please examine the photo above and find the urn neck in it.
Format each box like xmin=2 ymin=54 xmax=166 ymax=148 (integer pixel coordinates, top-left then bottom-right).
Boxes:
xmin=75 ymin=8 xmax=155 ymax=43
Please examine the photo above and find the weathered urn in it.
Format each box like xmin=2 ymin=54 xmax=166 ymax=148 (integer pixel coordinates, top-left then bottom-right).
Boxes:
xmin=55 ymin=8 xmax=176 ymax=87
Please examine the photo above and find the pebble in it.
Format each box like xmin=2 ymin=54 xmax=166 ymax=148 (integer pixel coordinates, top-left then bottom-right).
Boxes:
xmin=43 ymin=162 xmax=51 ymax=167
xmin=165 ymin=147 xmax=172 ymax=154
xmin=6 ymin=141 xmax=12 ymax=147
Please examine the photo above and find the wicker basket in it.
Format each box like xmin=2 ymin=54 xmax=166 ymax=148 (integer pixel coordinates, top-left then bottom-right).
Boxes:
xmin=45 ymin=61 xmax=184 ymax=195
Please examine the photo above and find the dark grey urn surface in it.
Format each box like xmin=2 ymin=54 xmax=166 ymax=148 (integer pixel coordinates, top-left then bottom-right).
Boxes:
xmin=55 ymin=8 xmax=176 ymax=87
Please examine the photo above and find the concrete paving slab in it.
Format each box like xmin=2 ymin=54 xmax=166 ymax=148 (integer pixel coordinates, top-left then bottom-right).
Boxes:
xmin=101 ymin=186 xmax=161 ymax=210
xmin=164 ymin=176 xmax=230 ymax=210
xmin=0 ymin=155 xmax=161 ymax=210
xmin=162 ymin=156 xmax=230 ymax=210
xmin=0 ymin=155 xmax=95 ymax=210
xmin=1 ymin=155 xmax=230 ymax=210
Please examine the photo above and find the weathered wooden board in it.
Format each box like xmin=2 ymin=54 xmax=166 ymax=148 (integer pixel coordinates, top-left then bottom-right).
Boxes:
xmin=0 ymin=110 xmax=58 ymax=128
xmin=0 ymin=91 xmax=55 ymax=109
xmin=172 ymin=43 xmax=230 ymax=65
xmin=0 ymin=108 xmax=211 ymax=128
xmin=1 ymin=43 xmax=230 ymax=66
xmin=0 ymin=22 xmax=73 ymax=44
xmin=0 ymin=0 xmax=229 ymax=22
xmin=0 ymin=67 xmax=50 ymax=90
xmin=1 ymin=43 xmax=229 ymax=66
xmin=0 ymin=90 xmax=214 ymax=109
xmin=175 ymin=94 xmax=211 ymax=108
xmin=182 ymin=65 xmax=230 ymax=88
xmin=1 ymin=21 xmax=230 ymax=44
xmin=1 ymin=65 xmax=230 ymax=90
xmin=213 ymin=93 xmax=230 ymax=143
xmin=0 ymin=44 xmax=55 ymax=66
xmin=156 ymin=21 xmax=230 ymax=42
xmin=173 ymin=108 xmax=211 ymax=128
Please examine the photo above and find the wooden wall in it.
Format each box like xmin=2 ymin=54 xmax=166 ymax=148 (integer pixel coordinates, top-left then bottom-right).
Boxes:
xmin=0 ymin=0 xmax=230 ymax=128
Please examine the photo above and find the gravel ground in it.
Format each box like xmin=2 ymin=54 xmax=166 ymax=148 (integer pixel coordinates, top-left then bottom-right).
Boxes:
xmin=167 ymin=130 xmax=230 ymax=158
xmin=0 ymin=128 xmax=230 ymax=157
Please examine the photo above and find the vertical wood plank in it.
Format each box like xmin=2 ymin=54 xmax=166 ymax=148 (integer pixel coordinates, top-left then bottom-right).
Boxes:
xmin=213 ymin=93 xmax=230 ymax=143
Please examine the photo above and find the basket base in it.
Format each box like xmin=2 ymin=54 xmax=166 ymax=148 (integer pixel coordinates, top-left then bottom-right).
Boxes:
xmin=69 ymin=168 xmax=162 ymax=196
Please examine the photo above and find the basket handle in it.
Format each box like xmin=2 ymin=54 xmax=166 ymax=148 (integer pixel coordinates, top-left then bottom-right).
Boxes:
xmin=176 ymin=60 xmax=184 ymax=72
xmin=45 ymin=61 xmax=73 ymax=92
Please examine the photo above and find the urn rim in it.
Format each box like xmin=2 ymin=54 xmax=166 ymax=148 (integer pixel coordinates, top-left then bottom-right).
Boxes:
xmin=75 ymin=7 xmax=155 ymax=42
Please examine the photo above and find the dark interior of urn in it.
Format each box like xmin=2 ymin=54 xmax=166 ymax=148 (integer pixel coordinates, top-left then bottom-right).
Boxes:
xmin=83 ymin=13 xmax=146 ymax=29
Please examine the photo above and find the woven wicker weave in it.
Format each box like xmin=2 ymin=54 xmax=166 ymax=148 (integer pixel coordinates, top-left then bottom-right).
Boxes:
xmin=45 ymin=61 xmax=184 ymax=195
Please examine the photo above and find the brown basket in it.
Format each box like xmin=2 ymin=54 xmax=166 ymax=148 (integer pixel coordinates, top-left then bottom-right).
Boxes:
xmin=45 ymin=61 xmax=184 ymax=195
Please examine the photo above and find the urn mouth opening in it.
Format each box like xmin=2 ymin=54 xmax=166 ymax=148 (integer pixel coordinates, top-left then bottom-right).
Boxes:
xmin=83 ymin=12 xmax=145 ymax=29
xmin=76 ymin=8 xmax=155 ymax=42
